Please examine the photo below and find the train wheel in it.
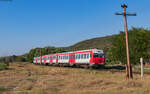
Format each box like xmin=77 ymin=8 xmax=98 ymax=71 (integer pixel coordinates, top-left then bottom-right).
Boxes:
xmin=45 ymin=63 xmax=49 ymax=66
xmin=89 ymin=66 xmax=93 ymax=69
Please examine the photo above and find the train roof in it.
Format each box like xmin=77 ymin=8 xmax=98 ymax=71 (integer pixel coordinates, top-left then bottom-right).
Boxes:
xmin=34 ymin=49 xmax=103 ymax=57
xmin=49 ymin=49 xmax=103 ymax=54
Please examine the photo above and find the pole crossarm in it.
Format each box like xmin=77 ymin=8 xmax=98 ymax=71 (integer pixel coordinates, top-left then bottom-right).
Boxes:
xmin=115 ymin=12 xmax=136 ymax=16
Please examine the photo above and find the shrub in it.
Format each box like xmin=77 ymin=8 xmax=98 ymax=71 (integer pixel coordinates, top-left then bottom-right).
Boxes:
xmin=0 ymin=63 xmax=7 ymax=70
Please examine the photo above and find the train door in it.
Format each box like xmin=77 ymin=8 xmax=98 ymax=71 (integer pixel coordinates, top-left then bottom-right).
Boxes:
xmin=69 ymin=53 xmax=75 ymax=63
xmin=56 ymin=55 xmax=58 ymax=63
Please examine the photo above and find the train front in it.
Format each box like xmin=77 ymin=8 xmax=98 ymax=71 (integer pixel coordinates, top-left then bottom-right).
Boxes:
xmin=91 ymin=49 xmax=105 ymax=66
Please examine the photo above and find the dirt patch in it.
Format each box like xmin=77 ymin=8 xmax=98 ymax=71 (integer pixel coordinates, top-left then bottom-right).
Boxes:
xmin=86 ymin=80 xmax=103 ymax=87
xmin=125 ymin=81 xmax=142 ymax=88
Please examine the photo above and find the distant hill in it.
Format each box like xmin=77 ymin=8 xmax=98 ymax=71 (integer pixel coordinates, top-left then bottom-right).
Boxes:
xmin=64 ymin=35 xmax=114 ymax=53
xmin=0 ymin=35 xmax=115 ymax=63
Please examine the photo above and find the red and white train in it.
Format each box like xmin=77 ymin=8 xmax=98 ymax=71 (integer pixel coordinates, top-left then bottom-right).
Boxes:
xmin=33 ymin=49 xmax=105 ymax=68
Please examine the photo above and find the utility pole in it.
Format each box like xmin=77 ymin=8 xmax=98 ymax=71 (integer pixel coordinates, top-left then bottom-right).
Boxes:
xmin=115 ymin=4 xmax=136 ymax=79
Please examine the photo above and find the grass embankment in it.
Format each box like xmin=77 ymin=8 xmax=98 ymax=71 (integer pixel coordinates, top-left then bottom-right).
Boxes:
xmin=0 ymin=62 xmax=150 ymax=94
xmin=134 ymin=67 xmax=150 ymax=73
xmin=0 ymin=63 xmax=7 ymax=70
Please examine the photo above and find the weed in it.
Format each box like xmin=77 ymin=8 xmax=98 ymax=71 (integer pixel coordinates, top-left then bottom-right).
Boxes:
xmin=0 ymin=86 xmax=6 ymax=91
xmin=0 ymin=63 xmax=7 ymax=70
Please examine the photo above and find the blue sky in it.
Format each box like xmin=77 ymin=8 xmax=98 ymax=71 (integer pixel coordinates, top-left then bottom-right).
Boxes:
xmin=0 ymin=0 xmax=150 ymax=56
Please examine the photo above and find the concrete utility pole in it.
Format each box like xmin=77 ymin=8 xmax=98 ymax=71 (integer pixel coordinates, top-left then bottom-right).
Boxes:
xmin=115 ymin=4 xmax=136 ymax=79
xmin=140 ymin=57 xmax=144 ymax=78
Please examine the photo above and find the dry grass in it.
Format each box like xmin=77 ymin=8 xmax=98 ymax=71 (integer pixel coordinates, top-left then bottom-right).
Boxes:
xmin=0 ymin=62 xmax=150 ymax=94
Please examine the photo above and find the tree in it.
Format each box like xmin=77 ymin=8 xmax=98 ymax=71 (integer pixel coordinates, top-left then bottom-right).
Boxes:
xmin=27 ymin=46 xmax=66 ymax=63
xmin=108 ymin=28 xmax=150 ymax=65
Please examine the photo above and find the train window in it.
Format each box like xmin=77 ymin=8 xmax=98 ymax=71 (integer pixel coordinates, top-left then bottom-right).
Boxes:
xmin=89 ymin=53 xmax=91 ymax=57
xmin=93 ymin=53 xmax=98 ymax=58
xmin=70 ymin=55 xmax=72 ymax=59
xmin=87 ymin=54 xmax=89 ymax=58
xmin=81 ymin=54 xmax=83 ymax=59
xmin=79 ymin=54 xmax=80 ymax=59
xmin=100 ymin=54 xmax=105 ymax=58
xmin=71 ymin=55 xmax=72 ymax=59
xmin=84 ymin=54 xmax=86 ymax=59
xmin=93 ymin=53 xmax=104 ymax=58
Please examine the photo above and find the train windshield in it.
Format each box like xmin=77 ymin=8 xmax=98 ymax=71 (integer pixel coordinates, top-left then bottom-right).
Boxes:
xmin=93 ymin=53 xmax=104 ymax=58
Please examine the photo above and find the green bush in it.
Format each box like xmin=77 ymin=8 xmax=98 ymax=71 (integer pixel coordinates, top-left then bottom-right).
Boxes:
xmin=0 ymin=63 xmax=7 ymax=70
xmin=0 ymin=86 xmax=6 ymax=91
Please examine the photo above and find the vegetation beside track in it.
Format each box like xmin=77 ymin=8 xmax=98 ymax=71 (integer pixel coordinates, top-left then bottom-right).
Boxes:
xmin=0 ymin=63 xmax=7 ymax=70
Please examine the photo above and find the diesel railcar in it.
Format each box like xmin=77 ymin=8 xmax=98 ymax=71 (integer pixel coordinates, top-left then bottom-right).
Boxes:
xmin=33 ymin=49 xmax=105 ymax=68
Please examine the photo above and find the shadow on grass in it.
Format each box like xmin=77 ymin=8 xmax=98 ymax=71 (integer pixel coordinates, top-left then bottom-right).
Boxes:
xmin=98 ymin=65 xmax=125 ymax=70
xmin=35 ymin=63 xmax=126 ymax=71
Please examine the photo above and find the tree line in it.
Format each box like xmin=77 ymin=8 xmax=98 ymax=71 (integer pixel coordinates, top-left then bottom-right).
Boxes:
xmin=0 ymin=55 xmax=27 ymax=63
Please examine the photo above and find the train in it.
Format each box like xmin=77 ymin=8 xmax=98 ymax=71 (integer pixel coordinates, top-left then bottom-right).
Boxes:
xmin=33 ymin=49 xmax=105 ymax=68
